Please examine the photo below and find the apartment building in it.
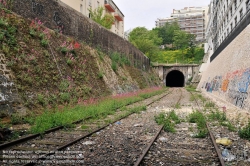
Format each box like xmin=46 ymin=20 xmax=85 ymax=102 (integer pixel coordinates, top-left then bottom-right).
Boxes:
xmin=60 ymin=0 xmax=124 ymax=37
xmin=155 ymin=7 xmax=208 ymax=42
xmin=206 ymin=0 xmax=250 ymax=54
xmin=200 ymin=0 xmax=250 ymax=73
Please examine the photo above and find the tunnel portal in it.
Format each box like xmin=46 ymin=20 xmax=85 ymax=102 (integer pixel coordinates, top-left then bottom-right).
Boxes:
xmin=166 ymin=70 xmax=185 ymax=87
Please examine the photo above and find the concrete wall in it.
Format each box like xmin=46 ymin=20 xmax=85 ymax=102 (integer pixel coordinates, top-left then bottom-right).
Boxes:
xmin=6 ymin=0 xmax=149 ymax=70
xmin=198 ymin=24 xmax=250 ymax=111
xmin=153 ymin=65 xmax=199 ymax=85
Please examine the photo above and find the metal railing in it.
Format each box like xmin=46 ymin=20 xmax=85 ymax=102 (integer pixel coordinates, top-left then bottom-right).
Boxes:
xmin=115 ymin=9 xmax=124 ymax=18
xmin=105 ymin=0 xmax=116 ymax=11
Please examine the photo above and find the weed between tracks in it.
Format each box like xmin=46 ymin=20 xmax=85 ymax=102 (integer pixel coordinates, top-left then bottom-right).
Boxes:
xmin=188 ymin=111 xmax=208 ymax=138
xmin=155 ymin=111 xmax=181 ymax=133
xmin=29 ymin=88 xmax=166 ymax=134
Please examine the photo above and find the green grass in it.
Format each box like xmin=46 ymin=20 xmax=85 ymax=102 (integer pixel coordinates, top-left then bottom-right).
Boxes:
xmin=153 ymin=47 xmax=204 ymax=64
xmin=239 ymin=121 xmax=250 ymax=140
xmin=174 ymin=103 xmax=181 ymax=109
xmin=208 ymin=109 xmax=227 ymax=122
xmin=168 ymin=110 xmax=181 ymax=124
xmin=29 ymin=88 xmax=166 ymax=133
xmin=205 ymin=102 xmax=215 ymax=108
xmin=220 ymin=121 xmax=237 ymax=132
xmin=155 ymin=110 xmax=181 ymax=133
xmin=188 ymin=110 xmax=207 ymax=138
xmin=185 ymin=85 xmax=197 ymax=92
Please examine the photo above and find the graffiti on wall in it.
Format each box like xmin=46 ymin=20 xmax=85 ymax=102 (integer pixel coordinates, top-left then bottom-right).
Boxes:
xmin=203 ymin=67 xmax=250 ymax=109
xmin=238 ymin=68 xmax=250 ymax=93
xmin=31 ymin=0 xmax=44 ymax=15
xmin=221 ymin=79 xmax=229 ymax=92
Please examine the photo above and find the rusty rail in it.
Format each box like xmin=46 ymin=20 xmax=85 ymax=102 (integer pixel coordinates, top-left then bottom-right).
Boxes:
xmin=134 ymin=125 xmax=163 ymax=166
xmin=134 ymin=88 xmax=182 ymax=166
xmin=24 ymin=89 xmax=173 ymax=165
xmin=189 ymin=89 xmax=225 ymax=166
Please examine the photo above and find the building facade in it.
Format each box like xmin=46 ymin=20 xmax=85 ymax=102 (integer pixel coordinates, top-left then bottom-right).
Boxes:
xmin=200 ymin=0 xmax=250 ymax=73
xmin=60 ymin=0 xmax=124 ymax=37
xmin=207 ymin=0 xmax=250 ymax=54
xmin=155 ymin=7 xmax=208 ymax=42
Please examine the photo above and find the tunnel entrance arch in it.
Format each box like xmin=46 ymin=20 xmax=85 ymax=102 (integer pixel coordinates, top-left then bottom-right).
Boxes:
xmin=166 ymin=70 xmax=185 ymax=87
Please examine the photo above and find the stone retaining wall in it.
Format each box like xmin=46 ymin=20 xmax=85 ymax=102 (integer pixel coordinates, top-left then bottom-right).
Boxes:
xmin=6 ymin=0 xmax=149 ymax=70
xmin=198 ymin=24 xmax=250 ymax=111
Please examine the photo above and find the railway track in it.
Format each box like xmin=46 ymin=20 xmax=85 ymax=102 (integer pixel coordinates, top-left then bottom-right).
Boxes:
xmin=135 ymin=88 xmax=224 ymax=166
xmin=0 ymin=88 xmax=172 ymax=166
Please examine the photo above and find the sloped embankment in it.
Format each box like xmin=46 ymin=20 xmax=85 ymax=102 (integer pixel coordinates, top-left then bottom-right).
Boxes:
xmin=0 ymin=8 xmax=160 ymax=118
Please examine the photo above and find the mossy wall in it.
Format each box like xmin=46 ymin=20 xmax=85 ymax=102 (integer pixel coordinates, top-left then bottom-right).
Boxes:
xmin=5 ymin=0 xmax=150 ymax=70
xmin=0 ymin=3 xmax=160 ymax=118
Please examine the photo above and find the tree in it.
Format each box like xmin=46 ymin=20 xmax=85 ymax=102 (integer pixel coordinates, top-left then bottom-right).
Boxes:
xmin=88 ymin=7 xmax=115 ymax=29
xmin=128 ymin=27 xmax=162 ymax=59
xmin=186 ymin=33 xmax=196 ymax=58
xmin=173 ymin=30 xmax=197 ymax=61
xmin=154 ymin=21 xmax=180 ymax=46
xmin=173 ymin=30 xmax=196 ymax=50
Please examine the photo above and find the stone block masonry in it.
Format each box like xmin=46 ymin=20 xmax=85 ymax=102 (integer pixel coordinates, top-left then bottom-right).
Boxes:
xmin=6 ymin=0 xmax=150 ymax=70
xmin=198 ymin=24 xmax=250 ymax=111
xmin=0 ymin=53 xmax=20 ymax=117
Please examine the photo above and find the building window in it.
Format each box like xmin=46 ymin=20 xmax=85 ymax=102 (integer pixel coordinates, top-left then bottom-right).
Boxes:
xmin=230 ymin=23 xmax=233 ymax=30
xmin=234 ymin=0 xmax=237 ymax=10
xmin=227 ymin=28 xmax=229 ymax=35
xmin=230 ymin=7 xmax=232 ymax=17
xmin=246 ymin=0 xmax=250 ymax=10
xmin=234 ymin=16 xmax=237 ymax=25
xmin=239 ymin=8 xmax=243 ymax=18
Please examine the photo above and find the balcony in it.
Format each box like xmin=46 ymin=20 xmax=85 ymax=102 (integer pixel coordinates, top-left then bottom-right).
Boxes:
xmin=114 ymin=11 xmax=123 ymax=21
xmin=105 ymin=0 xmax=115 ymax=12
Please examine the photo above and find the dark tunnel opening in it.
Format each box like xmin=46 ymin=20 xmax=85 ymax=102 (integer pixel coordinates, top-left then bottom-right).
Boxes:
xmin=166 ymin=70 xmax=185 ymax=87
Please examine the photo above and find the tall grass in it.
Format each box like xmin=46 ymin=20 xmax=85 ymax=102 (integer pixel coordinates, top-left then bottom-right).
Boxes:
xmin=30 ymin=87 xmax=166 ymax=133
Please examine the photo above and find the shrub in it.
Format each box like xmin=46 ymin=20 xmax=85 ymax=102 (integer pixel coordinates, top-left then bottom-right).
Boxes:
xmin=41 ymin=39 xmax=48 ymax=47
xmin=98 ymin=71 xmax=104 ymax=79
xmin=239 ymin=122 xmax=250 ymax=140
xmin=154 ymin=111 xmax=181 ymax=133
xmin=111 ymin=61 xmax=117 ymax=72
xmin=208 ymin=109 xmax=227 ymax=122
xmin=60 ymin=47 xmax=68 ymax=54
xmin=60 ymin=92 xmax=71 ymax=103
xmin=29 ymin=29 xmax=36 ymax=37
xmin=188 ymin=110 xmax=208 ymax=138
xmin=37 ymin=94 xmax=46 ymax=106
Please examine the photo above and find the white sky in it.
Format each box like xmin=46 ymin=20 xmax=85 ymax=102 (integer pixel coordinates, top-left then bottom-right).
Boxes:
xmin=113 ymin=0 xmax=211 ymax=32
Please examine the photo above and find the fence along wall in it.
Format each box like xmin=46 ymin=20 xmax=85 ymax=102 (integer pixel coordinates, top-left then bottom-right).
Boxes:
xmin=6 ymin=0 xmax=149 ymax=70
xmin=198 ymin=24 xmax=250 ymax=111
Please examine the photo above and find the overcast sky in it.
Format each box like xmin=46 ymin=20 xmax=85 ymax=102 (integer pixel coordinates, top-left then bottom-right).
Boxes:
xmin=113 ymin=0 xmax=211 ymax=32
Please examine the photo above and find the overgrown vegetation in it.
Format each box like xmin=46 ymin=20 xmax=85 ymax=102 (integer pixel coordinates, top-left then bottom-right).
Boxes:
xmin=88 ymin=6 xmax=115 ymax=29
xmin=29 ymin=87 xmax=166 ymax=133
xmin=0 ymin=7 xmax=160 ymax=119
xmin=128 ymin=22 xmax=204 ymax=64
xmin=155 ymin=110 xmax=181 ymax=133
xmin=185 ymin=85 xmax=197 ymax=92
xmin=239 ymin=121 xmax=250 ymax=140
xmin=188 ymin=110 xmax=208 ymax=138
